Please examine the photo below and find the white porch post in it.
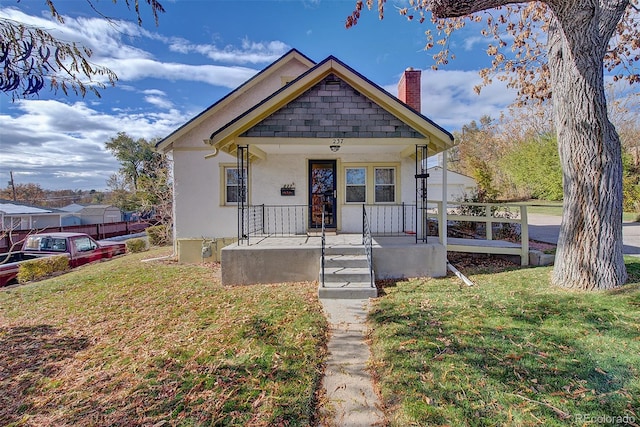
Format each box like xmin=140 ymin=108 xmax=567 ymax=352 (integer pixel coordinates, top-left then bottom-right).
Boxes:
xmin=441 ymin=151 xmax=448 ymax=247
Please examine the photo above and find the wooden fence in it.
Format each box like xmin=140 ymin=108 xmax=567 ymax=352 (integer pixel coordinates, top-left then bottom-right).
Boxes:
xmin=0 ymin=221 xmax=149 ymax=252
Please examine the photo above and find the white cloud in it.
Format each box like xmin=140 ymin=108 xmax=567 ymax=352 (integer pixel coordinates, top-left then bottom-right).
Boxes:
xmin=0 ymin=100 xmax=192 ymax=190
xmin=463 ymin=36 xmax=487 ymax=51
xmin=100 ymin=58 xmax=257 ymax=88
xmin=0 ymin=7 xmax=273 ymax=88
xmin=144 ymin=95 xmax=173 ymax=109
xmin=142 ymin=89 xmax=167 ymax=96
xmin=385 ymin=68 xmax=519 ymax=130
xmin=167 ymin=37 xmax=290 ymax=64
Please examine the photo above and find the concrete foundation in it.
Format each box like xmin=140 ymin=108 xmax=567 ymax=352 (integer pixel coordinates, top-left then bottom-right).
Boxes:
xmin=220 ymin=235 xmax=446 ymax=286
xmin=177 ymin=237 xmax=237 ymax=263
xmin=222 ymin=245 xmax=320 ymax=285
xmin=373 ymin=237 xmax=447 ymax=279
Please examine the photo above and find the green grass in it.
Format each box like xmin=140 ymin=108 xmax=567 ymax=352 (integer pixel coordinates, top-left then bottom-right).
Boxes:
xmin=0 ymin=248 xmax=327 ymax=426
xmin=369 ymin=257 xmax=640 ymax=426
xmin=522 ymin=201 xmax=564 ymax=216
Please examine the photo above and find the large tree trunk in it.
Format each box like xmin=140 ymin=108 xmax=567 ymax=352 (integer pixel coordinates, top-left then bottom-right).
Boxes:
xmin=428 ymin=0 xmax=630 ymax=290
xmin=547 ymin=3 xmax=627 ymax=290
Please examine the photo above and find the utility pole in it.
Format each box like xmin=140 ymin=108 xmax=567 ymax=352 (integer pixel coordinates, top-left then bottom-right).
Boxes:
xmin=9 ymin=171 xmax=17 ymax=201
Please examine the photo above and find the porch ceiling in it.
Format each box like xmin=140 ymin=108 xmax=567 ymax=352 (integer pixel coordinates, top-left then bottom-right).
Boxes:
xmin=254 ymin=143 xmax=408 ymax=155
xmin=239 ymin=136 xmax=428 ymax=157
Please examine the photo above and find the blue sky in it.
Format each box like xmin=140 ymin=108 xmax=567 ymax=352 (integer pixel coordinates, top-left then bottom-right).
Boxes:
xmin=0 ymin=0 xmax=520 ymax=192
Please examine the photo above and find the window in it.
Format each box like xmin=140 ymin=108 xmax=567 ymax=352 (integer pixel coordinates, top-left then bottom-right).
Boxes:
xmin=73 ymin=236 xmax=96 ymax=252
xmin=343 ymin=164 xmax=399 ymax=204
xmin=345 ymin=167 xmax=366 ymax=203
xmin=225 ymin=167 xmax=247 ymax=204
xmin=375 ymin=167 xmax=395 ymax=203
xmin=24 ymin=236 xmax=67 ymax=252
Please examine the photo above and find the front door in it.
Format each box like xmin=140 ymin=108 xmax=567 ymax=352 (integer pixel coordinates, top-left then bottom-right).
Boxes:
xmin=309 ymin=160 xmax=337 ymax=229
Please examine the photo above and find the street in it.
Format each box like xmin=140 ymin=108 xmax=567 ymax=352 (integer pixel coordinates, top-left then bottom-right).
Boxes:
xmin=528 ymin=213 xmax=640 ymax=255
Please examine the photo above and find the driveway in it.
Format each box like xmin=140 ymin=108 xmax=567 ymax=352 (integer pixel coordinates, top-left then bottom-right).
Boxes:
xmin=528 ymin=213 xmax=640 ymax=255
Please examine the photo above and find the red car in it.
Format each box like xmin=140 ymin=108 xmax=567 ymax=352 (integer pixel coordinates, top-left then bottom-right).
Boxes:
xmin=0 ymin=232 xmax=126 ymax=287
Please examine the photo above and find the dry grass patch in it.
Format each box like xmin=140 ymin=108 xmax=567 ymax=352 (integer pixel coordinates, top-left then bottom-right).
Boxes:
xmin=0 ymin=248 xmax=327 ymax=426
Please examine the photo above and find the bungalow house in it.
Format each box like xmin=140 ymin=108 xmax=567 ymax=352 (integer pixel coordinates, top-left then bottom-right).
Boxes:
xmin=156 ymin=49 xmax=457 ymax=295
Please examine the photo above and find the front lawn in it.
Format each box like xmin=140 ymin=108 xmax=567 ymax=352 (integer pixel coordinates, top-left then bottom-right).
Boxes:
xmin=369 ymin=257 xmax=640 ymax=426
xmin=0 ymin=248 xmax=327 ymax=426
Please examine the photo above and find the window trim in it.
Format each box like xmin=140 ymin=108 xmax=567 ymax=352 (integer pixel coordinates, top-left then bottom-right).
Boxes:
xmin=341 ymin=162 xmax=399 ymax=205
xmin=219 ymin=163 xmax=248 ymax=206
xmin=374 ymin=166 xmax=396 ymax=204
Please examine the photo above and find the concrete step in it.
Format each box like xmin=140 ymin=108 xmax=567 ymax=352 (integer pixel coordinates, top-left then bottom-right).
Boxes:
xmin=324 ymin=245 xmax=366 ymax=256
xmin=322 ymin=267 xmax=372 ymax=284
xmin=319 ymin=244 xmax=376 ymax=299
xmin=324 ymin=254 xmax=369 ymax=268
xmin=318 ymin=286 xmax=377 ymax=299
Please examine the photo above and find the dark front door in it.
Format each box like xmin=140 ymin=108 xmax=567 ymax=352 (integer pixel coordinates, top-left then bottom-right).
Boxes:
xmin=309 ymin=160 xmax=337 ymax=229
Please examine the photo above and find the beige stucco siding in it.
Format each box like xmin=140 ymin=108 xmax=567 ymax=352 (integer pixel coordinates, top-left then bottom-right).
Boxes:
xmin=173 ymin=150 xmax=238 ymax=239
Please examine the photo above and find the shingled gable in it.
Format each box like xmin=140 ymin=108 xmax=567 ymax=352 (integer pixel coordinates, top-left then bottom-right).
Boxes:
xmin=155 ymin=49 xmax=316 ymax=153
xmin=206 ymin=55 xmax=454 ymax=157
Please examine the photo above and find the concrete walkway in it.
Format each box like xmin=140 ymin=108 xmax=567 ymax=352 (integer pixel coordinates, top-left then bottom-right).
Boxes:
xmin=319 ymin=298 xmax=385 ymax=426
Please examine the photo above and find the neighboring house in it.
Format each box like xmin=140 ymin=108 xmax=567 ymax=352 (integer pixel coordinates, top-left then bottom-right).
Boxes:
xmin=156 ymin=49 xmax=457 ymax=283
xmin=0 ymin=199 xmax=64 ymax=230
xmin=60 ymin=203 xmax=85 ymax=213
xmin=76 ymin=205 xmax=123 ymax=225
xmin=426 ymin=166 xmax=477 ymax=203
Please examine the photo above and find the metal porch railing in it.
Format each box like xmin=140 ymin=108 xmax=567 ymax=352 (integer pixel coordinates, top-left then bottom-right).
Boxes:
xmin=362 ymin=205 xmax=374 ymax=288
xmin=320 ymin=210 xmax=326 ymax=288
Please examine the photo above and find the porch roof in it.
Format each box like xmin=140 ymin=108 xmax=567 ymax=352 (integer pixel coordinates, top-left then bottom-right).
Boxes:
xmin=206 ymin=55 xmax=455 ymax=160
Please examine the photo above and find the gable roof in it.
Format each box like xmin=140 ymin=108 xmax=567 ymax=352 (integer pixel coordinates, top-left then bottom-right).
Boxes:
xmin=78 ymin=205 xmax=121 ymax=216
xmin=60 ymin=203 xmax=85 ymax=213
xmin=0 ymin=199 xmax=66 ymax=215
xmin=207 ymin=55 xmax=454 ymax=156
xmin=155 ymin=49 xmax=316 ymax=153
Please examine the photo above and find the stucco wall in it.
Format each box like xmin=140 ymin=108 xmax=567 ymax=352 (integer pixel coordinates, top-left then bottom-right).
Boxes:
xmin=173 ymin=149 xmax=238 ymax=239
xmin=170 ymin=57 xmax=313 ymax=248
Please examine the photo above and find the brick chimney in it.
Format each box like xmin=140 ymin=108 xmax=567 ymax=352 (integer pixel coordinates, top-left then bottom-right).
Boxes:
xmin=398 ymin=67 xmax=421 ymax=112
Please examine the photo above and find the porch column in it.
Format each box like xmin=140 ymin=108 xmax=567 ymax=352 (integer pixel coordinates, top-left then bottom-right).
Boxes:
xmin=441 ymin=151 xmax=448 ymax=247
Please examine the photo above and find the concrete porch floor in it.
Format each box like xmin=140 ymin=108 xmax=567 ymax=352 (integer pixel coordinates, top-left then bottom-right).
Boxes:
xmin=220 ymin=234 xmax=447 ymax=285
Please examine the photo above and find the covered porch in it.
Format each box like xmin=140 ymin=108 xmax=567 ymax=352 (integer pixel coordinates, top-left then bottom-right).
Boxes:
xmin=221 ymin=200 xmax=530 ymax=287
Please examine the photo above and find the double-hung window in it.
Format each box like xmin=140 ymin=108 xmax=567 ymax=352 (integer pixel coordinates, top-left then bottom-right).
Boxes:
xmin=343 ymin=164 xmax=398 ymax=204
xmin=374 ymin=167 xmax=396 ymax=203
xmin=345 ymin=167 xmax=366 ymax=203
xmin=224 ymin=167 xmax=247 ymax=204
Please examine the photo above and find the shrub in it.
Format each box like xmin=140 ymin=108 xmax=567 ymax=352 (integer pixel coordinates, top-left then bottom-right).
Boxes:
xmin=146 ymin=225 xmax=171 ymax=246
xmin=17 ymin=255 xmax=69 ymax=284
xmin=126 ymin=238 xmax=147 ymax=253
xmin=501 ymin=134 xmax=563 ymax=201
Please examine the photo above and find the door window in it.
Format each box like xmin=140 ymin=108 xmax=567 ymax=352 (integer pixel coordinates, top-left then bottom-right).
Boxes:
xmin=309 ymin=161 xmax=336 ymax=228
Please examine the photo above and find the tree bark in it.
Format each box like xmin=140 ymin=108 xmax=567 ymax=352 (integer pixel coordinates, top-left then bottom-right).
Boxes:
xmin=547 ymin=2 xmax=627 ymax=289
xmin=429 ymin=0 xmax=630 ymax=289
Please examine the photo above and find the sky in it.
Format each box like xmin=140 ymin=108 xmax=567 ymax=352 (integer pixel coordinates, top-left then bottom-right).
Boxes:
xmin=0 ymin=0 xmax=523 ymax=192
